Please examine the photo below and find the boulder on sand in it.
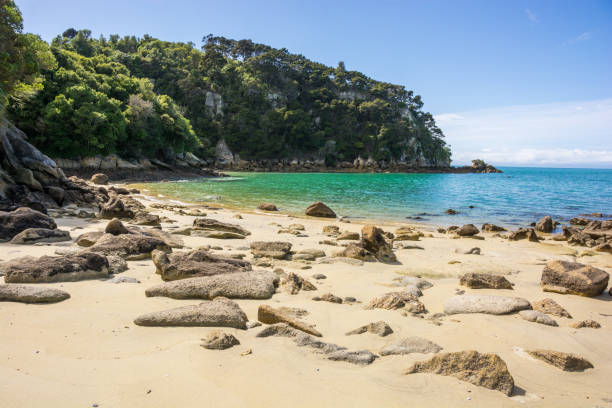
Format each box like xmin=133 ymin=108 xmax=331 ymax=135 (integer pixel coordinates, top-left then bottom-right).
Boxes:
xmin=482 ymin=223 xmax=507 ymax=232
xmin=527 ymin=349 xmax=593 ymax=372
xmin=250 ymin=241 xmax=292 ymax=259
xmin=456 ymin=224 xmax=479 ymax=236
xmin=405 ymin=350 xmax=515 ymax=396
xmin=280 ymin=272 xmax=317 ymax=294
xmin=0 ymin=207 xmax=57 ymax=241
xmin=443 ymin=294 xmax=531 ymax=315
xmin=0 ymin=284 xmax=70 ymax=303
xmin=360 ymin=225 xmax=397 ymax=262
xmin=134 ymin=297 xmax=248 ymax=329
xmin=535 ymin=216 xmax=554 ymax=233
xmin=380 ymin=337 xmax=442 ymax=356
xmin=145 ymin=271 xmax=278 ymax=299
xmin=1 ymin=252 xmax=109 ymax=283
xmin=305 ymin=201 xmax=336 ymax=218
xmin=152 ymin=248 xmax=251 ymax=281
xmin=459 ymin=272 xmax=513 ymax=289
xmin=258 ymin=304 xmax=322 ymax=337
xmin=531 ymin=298 xmax=571 ymax=318
xmin=367 ymin=291 xmax=426 ymax=313
xmin=9 ymin=228 xmax=70 ymax=244
xmin=346 ymin=321 xmax=393 ymax=337
xmin=87 ymin=233 xmax=171 ymax=260
xmin=192 ymin=218 xmax=251 ymax=237
xmin=201 ymin=331 xmax=240 ymax=350
xmin=508 ymin=228 xmax=539 ymax=242
xmin=540 ymin=260 xmax=609 ymax=297
xmin=519 ymin=310 xmax=558 ymax=326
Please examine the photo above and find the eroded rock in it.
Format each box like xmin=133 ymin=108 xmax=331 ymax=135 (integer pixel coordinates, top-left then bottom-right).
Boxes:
xmin=1 ymin=252 xmax=109 ymax=283
xmin=0 ymin=284 xmax=70 ymax=303
xmin=201 ymin=331 xmax=240 ymax=350
xmin=541 ymin=260 xmax=609 ymax=297
xmin=257 ymin=304 xmax=322 ymax=337
xmin=0 ymin=207 xmax=57 ymax=241
xmin=527 ymin=349 xmax=593 ymax=371
xmin=531 ymin=298 xmax=571 ymax=318
xmin=152 ymin=248 xmax=251 ymax=281
xmin=444 ymin=294 xmax=531 ymax=315
xmin=459 ymin=273 xmax=513 ymax=289
xmin=346 ymin=321 xmax=393 ymax=337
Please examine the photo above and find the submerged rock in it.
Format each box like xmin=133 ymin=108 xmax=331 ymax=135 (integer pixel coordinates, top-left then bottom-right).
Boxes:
xmin=0 ymin=284 xmax=70 ymax=303
xmin=380 ymin=337 xmax=442 ymax=356
xmin=459 ymin=273 xmax=513 ymax=289
xmin=305 ymin=201 xmax=336 ymax=218
xmin=152 ymin=248 xmax=251 ymax=281
xmin=527 ymin=349 xmax=593 ymax=371
xmin=535 ymin=216 xmax=554 ymax=233
xmin=444 ymin=294 xmax=531 ymax=315
xmin=145 ymin=271 xmax=277 ymax=300
xmin=257 ymin=203 xmax=278 ymax=211
xmin=405 ymin=351 xmax=515 ymax=396
xmin=134 ymin=297 xmax=248 ymax=328
xmin=258 ymin=304 xmax=322 ymax=337
xmin=1 ymin=252 xmax=109 ymax=283
xmin=540 ymin=260 xmax=609 ymax=297
xmin=9 ymin=228 xmax=70 ymax=244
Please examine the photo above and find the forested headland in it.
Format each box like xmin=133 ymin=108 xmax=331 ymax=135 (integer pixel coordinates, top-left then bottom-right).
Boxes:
xmin=2 ymin=0 xmax=451 ymax=170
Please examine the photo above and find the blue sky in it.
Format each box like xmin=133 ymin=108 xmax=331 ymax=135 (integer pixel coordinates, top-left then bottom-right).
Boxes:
xmin=16 ymin=0 xmax=612 ymax=167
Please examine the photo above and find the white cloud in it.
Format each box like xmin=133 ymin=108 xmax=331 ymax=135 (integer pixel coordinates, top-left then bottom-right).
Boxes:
xmin=565 ymin=32 xmax=592 ymax=45
xmin=435 ymin=99 xmax=612 ymax=168
xmin=525 ymin=8 xmax=539 ymax=23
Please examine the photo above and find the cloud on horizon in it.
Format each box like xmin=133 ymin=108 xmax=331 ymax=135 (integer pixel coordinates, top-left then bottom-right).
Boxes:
xmin=435 ymin=99 xmax=612 ymax=168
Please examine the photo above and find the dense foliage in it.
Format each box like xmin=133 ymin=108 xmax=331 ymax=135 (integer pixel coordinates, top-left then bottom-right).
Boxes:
xmin=2 ymin=3 xmax=451 ymax=165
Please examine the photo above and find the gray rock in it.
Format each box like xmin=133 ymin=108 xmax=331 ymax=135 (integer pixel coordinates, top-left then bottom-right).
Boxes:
xmin=201 ymin=331 xmax=240 ymax=350
xmin=105 ymin=218 xmax=129 ymax=235
xmin=250 ymin=241 xmax=292 ymax=259
xmin=107 ymin=255 xmax=128 ymax=274
xmin=256 ymin=323 xmax=298 ymax=338
xmin=152 ymin=248 xmax=251 ymax=281
xmin=258 ymin=304 xmax=321 ymax=337
xmin=0 ymin=284 xmax=70 ymax=303
xmin=107 ymin=276 xmax=140 ymax=284
xmin=346 ymin=321 xmax=393 ymax=337
xmin=395 ymin=276 xmax=433 ymax=289
xmin=519 ymin=310 xmax=558 ymax=326
xmin=1 ymin=252 xmax=109 ymax=283
xmin=9 ymin=228 xmax=71 ymax=244
xmin=443 ymin=294 xmax=531 ymax=315
xmin=312 ymin=273 xmax=327 ymax=280
xmin=380 ymin=337 xmax=442 ymax=356
xmin=312 ymin=293 xmax=343 ymax=304
xmin=192 ymin=218 xmax=250 ymax=237
xmin=87 ymin=233 xmax=171 ymax=260
xmin=0 ymin=207 xmax=57 ymax=241
xmin=145 ymin=271 xmax=278 ymax=300
xmin=456 ymin=224 xmax=479 ymax=236
xmin=327 ymin=349 xmax=378 ymax=365
xmin=76 ymin=231 xmax=104 ymax=247
xmin=246 ymin=321 xmax=262 ymax=329
xmin=405 ymin=284 xmax=423 ymax=297
xmin=134 ymin=297 xmax=248 ymax=328
xmin=455 ymin=247 xmax=481 ymax=255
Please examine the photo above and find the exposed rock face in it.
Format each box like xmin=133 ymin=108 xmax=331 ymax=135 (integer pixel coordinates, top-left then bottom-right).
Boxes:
xmin=1 ymin=252 xmax=109 ymax=283
xmin=280 ymin=272 xmax=317 ymax=294
xmin=570 ymin=320 xmax=601 ymax=329
xmin=192 ymin=218 xmax=251 ymax=237
xmin=152 ymin=248 xmax=251 ymax=281
xmin=482 ymin=223 xmax=507 ymax=232
xmin=443 ymin=294 xmax=531 ymax=315
xmin=305 ymin=201 xmax=336 ymax=218
xmin=0 ymin=284 xmax=70 ymax=303
xmin=99 ymin=197 xmax=134 ymax=219
xmin=540 ymin=260 xmax=609 ymax=297
xmin=535 ymin=216 xmax=554 ymax=233
xmin=257 ymin=304 xmax=322 ymax=337
xmin=519 ymin=310 xmax=558 ymax=326
xmin=531 ymin=298 xmax=572 ymax=318
xmin=456 ymin=224 xmax=479 ymax=236
xmin=9 ymin=228 xmax=70 ymax=244
xmin=459 ymin=273 xmax=513 ymax=289
xmin=104 ymin=218 xmax=129 ymax=235
xmin=346 ymin=321 xmax=393 ymax=337
xmin=360 ymin=225 xmax=397 ymax=262
xmin=257 ymin=203 xmax=278 ymax=211
xmin=90 ymin=173 xmax=108 ymax=185
xmin=527 ymin=349 xmax=593 ymax=371
xmin=508 ymin=228 xmax=539 ymax=242
xmin=405 ymin=351 xmax=515 ymax=396
xmin=380 ymin=337 xmax=442 ymax=356
xmin=201 ymin=331 xmax=240 ymax=350
xmin=88 ymin=233 xmax=171 ymax=260
xmin=0 ymin=207 xmax=57 ymax=241
xmin=145 ymin=271 xmax=277 ymax=299
xmin=134 ymin=297 xmax=248 ymax=328
xmin=250 ymin=241 xmax=292 ymax=259
xmin=367 ymin=291 xmax=426 ymax=313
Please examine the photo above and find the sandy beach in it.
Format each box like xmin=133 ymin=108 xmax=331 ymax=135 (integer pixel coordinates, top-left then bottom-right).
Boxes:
xmin=1 ymin=186 xmax=611 ymax=408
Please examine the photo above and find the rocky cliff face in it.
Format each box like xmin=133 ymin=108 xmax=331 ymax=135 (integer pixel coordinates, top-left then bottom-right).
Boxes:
xmin=0 ymin=118 xmax=104 ymax=211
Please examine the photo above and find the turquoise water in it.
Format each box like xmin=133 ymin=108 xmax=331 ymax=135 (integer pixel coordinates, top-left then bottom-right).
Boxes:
xmin=141 ymin=168 xmax=612 ymax=228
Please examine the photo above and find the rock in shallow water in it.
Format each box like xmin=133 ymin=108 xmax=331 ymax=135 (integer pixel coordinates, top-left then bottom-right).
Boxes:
xmin=443 ymin=294 xmax=531 ymax=315
xmin=134 ymin=297 xmax=248 ymax=329
xmin=405 ymin=350 xmax=515 ymax=396
xmin=145 ymin=271 xmax=277 ymax=300
xmin=0 ymin=284 xmax=70 ymax=303
xmin=305 ymin=201 xmax=336 ymax=218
